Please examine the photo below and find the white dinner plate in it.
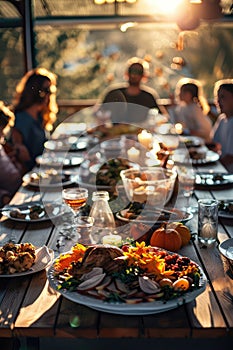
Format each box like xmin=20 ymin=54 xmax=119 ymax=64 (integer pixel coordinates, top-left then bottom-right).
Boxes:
xmin=36 ymin=154 xmax=83 ymax=168
xmin=2 ymin=201 xmax=66 ymax=223
xmin=218 ymin=200 xmax=233 ymax=219
xmin=218 ymin=238 xmax=233 ymax=261
xmin=23 ymin=171 xmax=75 ymax=188
xmin=44 ymin=137 xmax=88 ymax=152
xmin=116 ymin=207 xmax=193 ymax=225
xmin=47 ymin=257 xmax=207 ymax=315
xmin=0 ymin=245 xmax=53 ymax=278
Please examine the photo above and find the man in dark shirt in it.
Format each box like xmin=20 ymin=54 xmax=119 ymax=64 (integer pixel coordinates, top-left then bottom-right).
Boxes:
xmin=100 ymin=58 xmax=167 ymax=124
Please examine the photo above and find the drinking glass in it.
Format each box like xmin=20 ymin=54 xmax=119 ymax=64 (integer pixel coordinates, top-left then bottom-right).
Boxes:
xmin=198 ymin=199 xmax=218 ymax=245
xmin=177 ymin=166 xmax=196 ymax=212
xmin=62 ymin=187 xmax=88 ymax=236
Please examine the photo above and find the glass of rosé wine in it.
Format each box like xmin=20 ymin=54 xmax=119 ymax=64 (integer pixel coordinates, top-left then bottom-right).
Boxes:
xmin=62 ymin=187 xmax=88 ymax=237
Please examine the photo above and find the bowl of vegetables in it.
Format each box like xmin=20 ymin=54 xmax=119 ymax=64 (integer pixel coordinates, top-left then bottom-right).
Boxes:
xmin=120 ymin=167 xmax=177 ymax=207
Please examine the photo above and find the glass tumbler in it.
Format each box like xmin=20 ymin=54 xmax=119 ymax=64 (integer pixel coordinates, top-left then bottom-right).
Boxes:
xmin=198 ymin=199 xmax=218 ymax=245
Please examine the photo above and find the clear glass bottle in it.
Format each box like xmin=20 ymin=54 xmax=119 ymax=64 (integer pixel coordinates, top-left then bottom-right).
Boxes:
xmin=89 ymin=191 xmax=115 ymax=244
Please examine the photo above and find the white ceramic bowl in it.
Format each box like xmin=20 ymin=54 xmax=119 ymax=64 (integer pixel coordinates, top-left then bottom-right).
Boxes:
xmin=120 ymin=167 xmax=177 ymax=206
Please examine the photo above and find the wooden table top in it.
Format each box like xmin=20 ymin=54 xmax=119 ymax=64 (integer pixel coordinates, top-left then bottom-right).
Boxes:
xmin=0 ymin=149 xmax=233 ymax=350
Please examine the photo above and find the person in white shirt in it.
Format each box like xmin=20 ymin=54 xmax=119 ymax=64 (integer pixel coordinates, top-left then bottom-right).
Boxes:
xmin=168 ymin=78 xmax=212 ymax=142
xmin=210 ymin=79 xmax=233 ymax=171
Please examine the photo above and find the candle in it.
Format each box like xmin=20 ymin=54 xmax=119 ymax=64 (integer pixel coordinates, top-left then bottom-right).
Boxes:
xmin=102 ymin=234 xmax=122 ymax=247
xmin=175 ymin=123 xmax=183 ymax=135
xmin=127 ymin=147 xmax=140 ymax=163
xmin=138 ymin=129 xmax=153 ymax=149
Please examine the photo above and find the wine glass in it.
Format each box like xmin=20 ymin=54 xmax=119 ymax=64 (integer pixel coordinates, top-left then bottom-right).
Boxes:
xmin=176 ymin=166 xmax=196 ymax=212
xmin=62 ymin=187 xmax=88 ymax=238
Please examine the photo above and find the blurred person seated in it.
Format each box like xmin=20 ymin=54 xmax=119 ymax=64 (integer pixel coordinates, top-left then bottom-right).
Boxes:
xmin=10 ymin=67 xmax=58 ymax=173
xmin=210 ymin=79 xmax=233 ymax=172
xmin=168 ymin=78 xmax=212 ymax=142
xmin=0 ymin=102 xmax=22 ymax=207
xmin=96 ymin=57 xmax=167 ymax=124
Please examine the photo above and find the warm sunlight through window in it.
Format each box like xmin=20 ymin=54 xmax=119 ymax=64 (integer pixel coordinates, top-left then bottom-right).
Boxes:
xmin=147 ymin=0 xmax=184 ymax=15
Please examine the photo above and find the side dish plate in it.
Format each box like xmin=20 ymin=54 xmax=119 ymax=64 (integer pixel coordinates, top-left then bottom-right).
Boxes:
xmin=0 ymin=246 xmax=53 ymax=278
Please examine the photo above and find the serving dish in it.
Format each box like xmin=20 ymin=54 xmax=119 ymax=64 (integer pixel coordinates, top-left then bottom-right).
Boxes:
xmin=0 ymin=245 xmax=53 ymax=277
xmin=120 ymin=167 xmax=177 ymax=206
xmin=47 ymin=244 xmax=207 ymax=315
xmin=1 ymin=201 xmax=65 ymax=222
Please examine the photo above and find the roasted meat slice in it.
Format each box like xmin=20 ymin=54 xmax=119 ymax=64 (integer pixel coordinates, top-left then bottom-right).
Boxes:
xmin=68 ymin=245 xmax=126 ymax=277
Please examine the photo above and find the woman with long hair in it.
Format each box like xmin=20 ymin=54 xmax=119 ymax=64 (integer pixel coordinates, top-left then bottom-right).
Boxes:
xmin=11 ymin=67 xmax=58 ymax=172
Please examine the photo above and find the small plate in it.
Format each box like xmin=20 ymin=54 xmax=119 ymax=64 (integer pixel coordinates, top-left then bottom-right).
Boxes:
xmin=218 ymin=200 xmax=233 ymax=219
xmin=0 ymin=245 xmax=53 ymax=277
xmin=36 ymin=154 xmax=83 ymax=168
xmin=179 ymin=136 xmax=204 ymax=148
xmin=116 ymin=207 xmax=193 ymax=224
xmin=195 ymin=173 xmax=233 ymax=188
xmin=23 ymin=171 xmax=75 ymax=188
xmin=2 ymin=201 xmax=65 ymax=222
xmin=218 ymin=238 xmax=233 ymax=261
xmin=44 ymin=136 xmax=88 ymax=152
xmin=191 ymin=150 xmax=219 ymax=165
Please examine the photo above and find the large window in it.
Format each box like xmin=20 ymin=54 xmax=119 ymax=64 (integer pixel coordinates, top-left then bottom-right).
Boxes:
xmin=0 ymin=0 xmax=233 ymax=110
xmin=34 ymin=22 xmax=233 ymax=101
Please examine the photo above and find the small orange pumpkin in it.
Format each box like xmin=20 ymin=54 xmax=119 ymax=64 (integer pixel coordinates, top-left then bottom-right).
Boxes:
xmin=150 ymin=223 xmax=182 ymax=252
xmin=167 ymin=222 xmax=191 ymax=247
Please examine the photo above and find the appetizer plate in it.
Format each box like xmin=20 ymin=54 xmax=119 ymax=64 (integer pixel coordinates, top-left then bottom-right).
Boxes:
xmin=23 ymin=171 xmax=75 ymax=188
xmin=116 ymin=207 xmax=193 ymax=225
xmin=0 ymin=245 xmax=53 ymax=278
xmin=2 ymin=201 xmax=66 ymax=222
xmin=218 ymin=200 xmax=233 ymax=219
xmin=195 ymin=172 xmax=233 ymax=188
xmin=47 ymin=258 xmax=207 ymax=315
xmin=218 ymin=238 xmax=233 ymax=261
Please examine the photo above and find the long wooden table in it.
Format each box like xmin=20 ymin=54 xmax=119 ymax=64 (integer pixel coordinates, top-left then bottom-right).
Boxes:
xmin=0 ymin=152 xmax=233 ymax=350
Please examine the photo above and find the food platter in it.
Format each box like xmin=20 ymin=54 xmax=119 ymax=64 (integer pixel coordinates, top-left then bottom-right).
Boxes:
xmin=218 ymin=238 xmax=233 ymax=261
xmin=195 ymin=172 xmax=233 ymax=188
xmin=116 ymin=207 xmax=193 ymax=225
xmin=218 ymin=200 xmax=233 ymax=219
xmin=0 ymin=245 xmax=53 ymax=278
xmin=36 ymin=154 xmax=83 ymax=168
xmin=23 ymin=170 xmax=75 ymax=188
xmin=1 ymin=201 xmax=66 ymax=222
xmin=47 ymin=251 xmax=207 ymax=315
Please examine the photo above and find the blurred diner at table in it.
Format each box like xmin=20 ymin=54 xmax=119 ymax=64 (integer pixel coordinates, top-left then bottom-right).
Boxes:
xmin=0 ymin=102 xmax=22 ymax=207
xmin=168 ymin=78 xmax=212 ymax=142
xmin=9 ymin=67 xmax=58 ymax=173
xmin=96 ymin=57 xmax=168 ymax=124
xmin=210 ymin=79 xmax=233 ymax=172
